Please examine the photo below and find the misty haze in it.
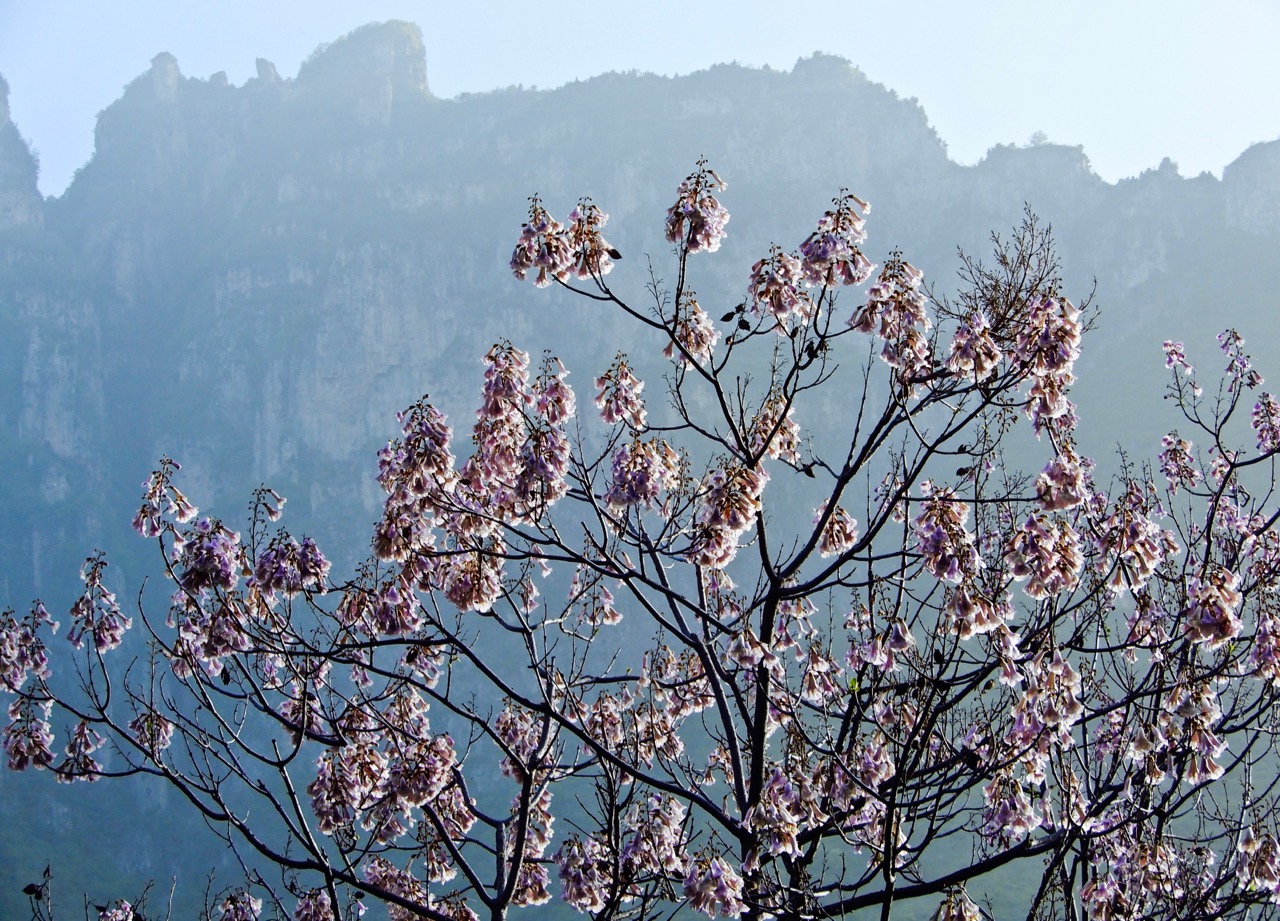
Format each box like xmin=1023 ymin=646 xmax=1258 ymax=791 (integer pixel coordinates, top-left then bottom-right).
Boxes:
xmin=2 ymin=19 xmax=1280 ymax=921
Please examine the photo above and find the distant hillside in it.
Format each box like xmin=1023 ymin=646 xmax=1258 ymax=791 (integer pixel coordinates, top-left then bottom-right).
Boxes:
xmin=1 ymin=19 xmax=1278 ymax=913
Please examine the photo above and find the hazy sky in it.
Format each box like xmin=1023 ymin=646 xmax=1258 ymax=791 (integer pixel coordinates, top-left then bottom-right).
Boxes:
xmin=2 ymin=0 xmax=1278 ymax=196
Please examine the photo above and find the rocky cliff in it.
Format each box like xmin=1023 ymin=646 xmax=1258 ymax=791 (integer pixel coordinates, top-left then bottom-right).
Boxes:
xmin=4 ymin=16 xmax=1278 ymax=598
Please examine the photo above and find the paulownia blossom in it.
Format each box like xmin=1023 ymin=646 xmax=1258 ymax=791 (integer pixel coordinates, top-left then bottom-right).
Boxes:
xmin=1003 ymin=511 xmax=1084 ymax=599
xmin=747 ymin=247 xmax=814 ymax=329
xmin=914 ymin=483 xmax=982 ymax=583
xmin=1094 ymin=482 xmax=1178 ymax=593
xmin=510 ymin=196 xmax=574 ymax=288
xmin=688 ymin=463 xmax=768 ymax=569
xmin=565 ymin=200 xmax=617 ymax=280
xmin=664 ymin=292 xmax=720 ymax=366
xmin=605 ymin=436 xmax=681 ymax=512
xmin=1035 ymin=446 xmax=1090 ymax=511
xmin=850 ymin=253 xmax=933 ymax=393
xmin=1183 ymin=566 xmax=1243 ymax=648
xmin=1014 ymin=296 xmax=1082 ymax=435
xmin=1159 ymin=432 xmax=1202 ymax=493
xmin=748 ymin=391 xmax=801 ymax=465
xmin=683 ymin=855 xmax=745 ymax=918
xmin=665 ymin=159 xmax=730 ymax=254
xmin=798 ymin=190 xmax=873 ymax=286
xmin=1254 ymin=393 xmax=1280 ymax=454
xmin=946 ymin=310 xmax=1002 ymax=382
xmin=595 ymin=354 xmax=647 ymax=429
xmin=814 ymin=499 xmax=858 ymax=557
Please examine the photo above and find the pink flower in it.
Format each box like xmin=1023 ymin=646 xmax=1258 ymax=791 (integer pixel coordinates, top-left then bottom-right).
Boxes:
xmin=174 ymin=518 xmax=243 ymax=595
xmin=556 ymin=835 xmax=613 ymax=913
xmin=683 ymin=855 xmax=745 ymax=918
xmin=1253 ymin=393 xmax=1280 ymax=454
xmin=934 ymin=888 xmax=982 ymax=921
xmin=533 ymin=356 xmax=576 ymax=425
xmin=666 ymin=160 xmax=730 ymax=254
xmin=4 ymin=697 xmax=54 ymax=771
xmin=1159 ymin=432 xmax=1202 ymax=493
xmin=946 ymin=311 xmax=1002 ymax=382
xmin=1035 ymin=447 xmax=1089 ymax=511
xmin=914 ymin=484 xmax=982 ymax=583
xmin=565 ymin=199 xmax=617 ymax=280
xmin=1220 ymin=328 xmax=1264 ymax=391
xmin=0 ymin=603 xmax=55 ymax=692
xmin=511 ymin=196 xmax=574 ymax=288
xmin=748 ymin=392 xmax=801 ymax=465
xmin=1163 ymin=339 xmax=1193 ymax=373
xmin=1013 ymin=297 xmax=1082 ymax=435
xmin=665 ymin=293 xmax=720 ymax=365
xmin=748 ymin=247 xmax=814 ymax=329
xmin=1003 ymin=512 xmax=1083 ymax=599
xmin=595 ymin=354 xmax=647 ymax=429
xmin=292 ymin=890 xmax=333 ymax=921
xmin=688 ymin=464 xmax=769 ymax=569
xmin=850 ymin=254 xmax=933 ymax=394
xmin=814 ymin=499 xmax=858 ymax=557
xmin=129 ymin=709 xmax=174 ymax=754
xmin=67 ymin=555 xmax=131 ymax=653
xmin=605 ymin=437 xmax=681 ymax=511
xmin=799 ymin=191 xmax=873 ymax=286
xmin=218 ymin=892 xmax=261 ymax=921
xmin=1182 ymin=566 xmax=1242 ymax=648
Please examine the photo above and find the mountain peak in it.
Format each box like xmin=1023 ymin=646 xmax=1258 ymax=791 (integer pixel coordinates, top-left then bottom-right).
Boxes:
xmin=296 ymin=20 xmax=429 ymax=98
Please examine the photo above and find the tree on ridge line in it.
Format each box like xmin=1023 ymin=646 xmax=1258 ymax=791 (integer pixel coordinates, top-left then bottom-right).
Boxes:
xmin=5 ymin=160 xmax=1280 ymax=921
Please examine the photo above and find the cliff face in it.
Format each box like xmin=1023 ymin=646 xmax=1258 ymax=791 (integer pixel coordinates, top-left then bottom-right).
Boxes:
xmin=4 ymin=20 xmax=1279 ymax=599
xmin=0 ymin=76 xmax=42 ymax=231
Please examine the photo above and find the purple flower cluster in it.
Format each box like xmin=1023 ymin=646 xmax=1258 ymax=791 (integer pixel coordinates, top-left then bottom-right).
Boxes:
xmin=664 ymin=293 xmax=720 ymax=366
xmin=1253 ymin=392 xmax=1280 ymax=454
xmin=3 ymin=697 xmax=54 ymax=771
xmin=849 ymin=255 xmax=933 ymax=393
xmin=510 ymin=196 xmax=574 ymax=288
xmin=565 ymin=200 xmax=617 ymax=280
xmin=813 ymin=499 xmax=858 ymax=558
xmin=131 ymin=456 xmax=196 ymax=538
xmin=1094 ymin=483 xmax=1178 ymax=593
xmin=595 ymin=354 xmax=647 ymax=429
xmin=1182 ymin=566 xmax=1242 ymax=649
xmin=0 ymin=603 xmax=55 ymax=692
xmin=946 ymin=311 xmax=1003 ymax=382
xmin=1035 ymin=447 xmax=1090 ymax=511
xmin=1013 ymin=297 xmax=1082 ymax=435
xmin=67 ymin=556 xmax=131 ymax=653
xmin=555 ymin=835 xmax=612 ymax=913
xmin=913 ymin=484 xmax=982 ymax=583
xmin=747 ymin=247 xmax=813 ymax=329
xmin=55 ymin=719 xmax=104 ymax=783
xmin=1003 ymin=511 xmax=1083 ymax=599
xmin=748 ymin=393 xmax=802 ymax=465
xmin=1220 ymin=328 xmax=1264 ymax=392
xmin=174 ymin=518 xmax=243 ymax=595
xmin=605 ymin=437 xmax=681 ymax=512
xmin=798 ymin=191 xmax=873 ymax=286
xmin=252 ymin=536 xmax=331 ymax=601
xmin=1159 ymin=432 xmax=1201 ymax=493
xmin=665 ymin=160 xmax=730 ymax=254
xmin=682 ymin=855 xmax=744 ymax=918
xmin=687 ymin=464 xmax=768 ymax=569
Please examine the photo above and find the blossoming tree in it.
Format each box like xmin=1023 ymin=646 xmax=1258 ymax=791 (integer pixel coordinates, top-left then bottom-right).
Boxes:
xmin=5 ymin=161 xmax=1280 ymax=921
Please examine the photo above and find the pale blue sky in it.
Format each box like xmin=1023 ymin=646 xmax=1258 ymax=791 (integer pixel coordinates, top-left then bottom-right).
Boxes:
xmin=2 ymin=0 xmax=1278 ymax=195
